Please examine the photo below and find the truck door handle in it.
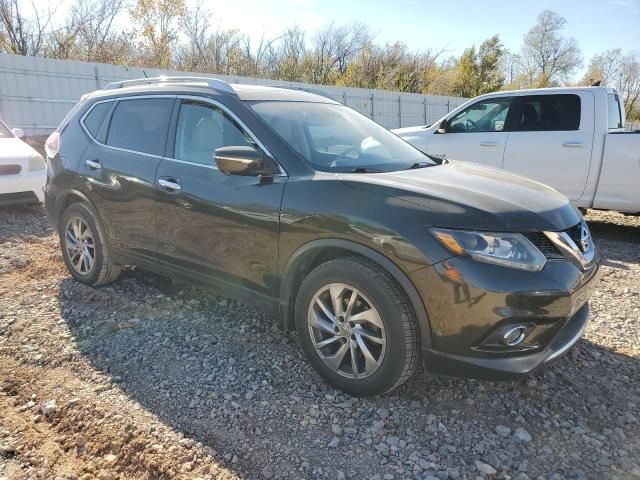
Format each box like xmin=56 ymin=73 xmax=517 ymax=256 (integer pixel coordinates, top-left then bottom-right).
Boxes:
xmin=562 ymin=142 xmax=584 ymax=148
xmin=85 ymin=159 xmax=101 ymax=169
xmin=158 ymin=178 xmax=182 ymax=192
xmin=480 ymin=141 xmax=498 ymax=147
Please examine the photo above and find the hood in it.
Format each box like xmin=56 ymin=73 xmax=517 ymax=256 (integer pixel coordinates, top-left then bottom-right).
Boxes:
xmin=392 ymin=125 xmax=429 ymax=135
xmin=0 ymin=137 xmax=39 ymax=162
xmin=339 ymin=160 xmax=581 ymax=232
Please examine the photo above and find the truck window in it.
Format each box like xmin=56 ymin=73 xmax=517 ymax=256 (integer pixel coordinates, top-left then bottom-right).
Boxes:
xmin=607 ymin=93 xmax=623 ymax=129
xmin=447 ymin=98 xmax=512 ymax=133
xmin=514 ymin=94 xmax=580 ymax=132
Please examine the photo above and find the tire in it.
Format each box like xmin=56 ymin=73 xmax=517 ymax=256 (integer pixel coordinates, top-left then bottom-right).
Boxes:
xmin=59 ymin=202 xmax=121 ymax=286
xmin=295 ymin=256 xmax=419 ymax=396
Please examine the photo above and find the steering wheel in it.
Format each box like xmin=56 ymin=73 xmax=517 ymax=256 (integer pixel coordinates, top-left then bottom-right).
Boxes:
xmin=465 ymin=119 xmax=478 ymax=132
xmin=330 ymin=146 xmax=360 ymax=166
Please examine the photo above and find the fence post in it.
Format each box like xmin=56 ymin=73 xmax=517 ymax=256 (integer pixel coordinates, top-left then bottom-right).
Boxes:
xmin=370 ymin=93 xmax=375 ymax=120
xmin=398 ymin=95 xmax=402 ymax=128
xmin=342 ymin=92 xmax=347 ymax=105
xmin=423 ymin=97 xmax=427 ymax=125
xmin=94 ymin=66 xmax=101 ymax=89
xmin=447 ymin=100 xmax=450 ymax=113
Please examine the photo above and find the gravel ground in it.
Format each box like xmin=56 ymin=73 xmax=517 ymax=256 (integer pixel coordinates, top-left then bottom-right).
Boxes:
xmin=0 ymin=205 xmax=638 ymax=480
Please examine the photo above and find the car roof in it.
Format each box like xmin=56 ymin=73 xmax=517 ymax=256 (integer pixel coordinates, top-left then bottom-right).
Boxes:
xmin=84 ymin=77 xmax=339 ymax=105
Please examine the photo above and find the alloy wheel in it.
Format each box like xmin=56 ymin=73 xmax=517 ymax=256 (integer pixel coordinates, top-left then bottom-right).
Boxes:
xmin=307 ymin=283 xmax=386 ymax=379
xmin=64 ymin=216 xmax=96 ymax=275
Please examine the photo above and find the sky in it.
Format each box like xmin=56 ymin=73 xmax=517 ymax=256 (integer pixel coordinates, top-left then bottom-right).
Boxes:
xmin=33 ymin=0 xmax=640 ymax=77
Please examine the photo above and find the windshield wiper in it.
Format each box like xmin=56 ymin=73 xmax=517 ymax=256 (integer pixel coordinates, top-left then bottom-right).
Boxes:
xmin=350 ymin=167 xmax=381 ymax=173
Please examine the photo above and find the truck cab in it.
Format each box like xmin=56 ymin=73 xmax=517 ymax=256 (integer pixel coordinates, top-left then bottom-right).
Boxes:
xmin=393 ymin=87 xmax=640 ymax=214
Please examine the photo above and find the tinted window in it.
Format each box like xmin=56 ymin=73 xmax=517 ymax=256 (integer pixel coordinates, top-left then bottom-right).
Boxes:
xmin=0 ymin=120 xmax=11 ymax=138
xmin=174 ymin=101 xmax=254 ymax=165
xmin=607 ymin=93 xmax=623 ymax=129
xmin=106 ymin=98 xmax=173 ymax=156
xmin=83 ymin=102 xmax=112 ymax=137
xmin=514 ymin=94 xmax=580 ymax=131
xmin=448 ymin=98 xmax=512 ymax=133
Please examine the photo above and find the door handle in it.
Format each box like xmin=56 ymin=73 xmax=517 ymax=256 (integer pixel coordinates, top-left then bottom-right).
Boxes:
xmin=562 ymin=141 xmax=584 ymax=148
xmin=480 ymin=141 xmax=498 ymax=147
xmin=158 ymin=178 xmax=182 ymax=192
xmin=85 ymin=159 xmax=101 ymax=169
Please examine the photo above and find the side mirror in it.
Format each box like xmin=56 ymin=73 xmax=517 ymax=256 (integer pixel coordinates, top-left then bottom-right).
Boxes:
xmin=214 ymin=146 xmax=274 ymax=176
xmin=436 ymin=120 xmax=447 ymax=134
xmin=11 ymin=128 xmax=24 ymax=138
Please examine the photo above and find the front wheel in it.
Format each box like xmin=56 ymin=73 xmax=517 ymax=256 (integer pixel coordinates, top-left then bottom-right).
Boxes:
xmin=295 ymin=256 xmax=419 ymax=396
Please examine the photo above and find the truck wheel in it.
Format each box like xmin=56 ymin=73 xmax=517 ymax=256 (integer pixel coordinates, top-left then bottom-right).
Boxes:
xmin=295 ymin=256 xmax=419 ymax=396
xmin=59 ymin=202 xmax=121 ymax=286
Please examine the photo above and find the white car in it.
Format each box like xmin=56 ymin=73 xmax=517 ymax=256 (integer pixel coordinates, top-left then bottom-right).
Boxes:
xmin=394 ymin=87 xmax=640 ymax=214
xmin=0 ymin=119 xmax=46 ymax=205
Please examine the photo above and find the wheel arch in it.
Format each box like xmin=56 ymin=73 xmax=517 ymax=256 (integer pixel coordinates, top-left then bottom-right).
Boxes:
xmin=54 ymin=190 xmax=100 ymax=232
xmin=279 ymin=238 xmax=432 ymax=349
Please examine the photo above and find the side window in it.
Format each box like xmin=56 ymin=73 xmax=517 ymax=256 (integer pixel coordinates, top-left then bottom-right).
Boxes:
xmin=448 ymin=98 xmax=512 ymax=133
xmin=106 ymin=98 xmax=173 ymax=156
xmin=607 ymin=93 xmax=623 ymax=129
xmin=174 ymin=101 xmax=253 ymax=166
xmin=514 ymin=94 xmax=580 ymax=132
xmin=83 ymin=101 xmax=112 ymax=138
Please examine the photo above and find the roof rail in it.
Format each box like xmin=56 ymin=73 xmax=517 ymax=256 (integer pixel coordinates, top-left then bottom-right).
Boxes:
xmin=102 ymin=76 xmax=236 ymax=95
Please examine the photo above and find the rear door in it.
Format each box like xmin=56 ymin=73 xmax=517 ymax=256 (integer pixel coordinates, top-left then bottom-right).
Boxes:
xmin=425 ymin=96 xmax=513 ymax=168
xmin=155 ymin=97 xmax=286 ymax=304
xmin=502 ymin=92 xmax=594 ymax=200
xmin=78 ymin=95 xmax=175 ymax=265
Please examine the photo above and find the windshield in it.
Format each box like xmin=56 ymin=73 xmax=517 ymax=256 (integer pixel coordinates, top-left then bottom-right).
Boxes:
xmin=0 ymin=120 xmax=12 ymax=138
xmin=249 ymin=101 xmax=433 ymax=173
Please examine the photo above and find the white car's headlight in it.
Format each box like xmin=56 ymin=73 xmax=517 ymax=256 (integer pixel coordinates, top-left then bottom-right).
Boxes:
xmin=431 ymin=228 xmax=547 ymax=272
xmin=28 ymin=154 xmax=45 ymax=172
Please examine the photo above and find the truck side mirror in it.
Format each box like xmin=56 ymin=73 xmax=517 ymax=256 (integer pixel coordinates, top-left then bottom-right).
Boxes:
xmin=436 ymin=120 xmax=447 ymax=134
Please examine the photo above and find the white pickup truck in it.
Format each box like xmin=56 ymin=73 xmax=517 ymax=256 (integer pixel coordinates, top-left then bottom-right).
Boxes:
xmin=393 ymin=87 xmax=640 ymax=214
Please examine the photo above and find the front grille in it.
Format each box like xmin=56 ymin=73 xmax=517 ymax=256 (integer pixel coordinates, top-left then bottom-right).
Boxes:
xmin=0 ymin=164 xmax=21 ymax=176
xmin=523 ymin=232 xmax=563 ymax=258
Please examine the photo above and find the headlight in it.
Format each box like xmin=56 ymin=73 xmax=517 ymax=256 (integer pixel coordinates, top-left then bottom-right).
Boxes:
xmin=28 ymin=154 xmax=46 ymax=171
xmin=431 ymin=228 xmax=547 ymax=271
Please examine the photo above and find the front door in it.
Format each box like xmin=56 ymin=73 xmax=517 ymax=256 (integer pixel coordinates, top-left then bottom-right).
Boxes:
xmin=425 ymin=96 xmax=513 ymax=168
xmin=502 ymin=93 xmax=594 ymax=201
xmin=155 ymin=98 xmax=286 ymax=303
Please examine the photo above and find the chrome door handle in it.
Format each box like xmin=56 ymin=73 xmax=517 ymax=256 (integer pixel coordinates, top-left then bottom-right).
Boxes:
xmin=158 ymin=178 xmax=182 ymax=191
xmin=480 ymin=141 xmax=498 ymax=147
xmin=562 ymin=141 xmax=584 ymax=148
xmin=85 ymin=159 xmax=101 ymax=169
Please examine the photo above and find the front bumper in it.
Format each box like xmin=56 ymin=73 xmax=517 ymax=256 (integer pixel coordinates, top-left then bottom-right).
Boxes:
xmin=0 ymin=170 xmax=45 ymax=204
xmin=411 ymin=255 xmax=600 ymax=380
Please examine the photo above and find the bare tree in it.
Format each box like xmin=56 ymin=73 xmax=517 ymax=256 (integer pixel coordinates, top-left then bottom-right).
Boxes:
xmin=520 ymin=10 xmax=582 ymax=87
xmin=131 ymin=0 xmax=185 ymax=68
xmin=0 ymin=0 xmax=55 ymax=56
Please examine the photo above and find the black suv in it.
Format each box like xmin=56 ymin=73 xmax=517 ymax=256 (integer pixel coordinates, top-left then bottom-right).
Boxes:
xmin=45 ymin=77 xmax=599 ymax=396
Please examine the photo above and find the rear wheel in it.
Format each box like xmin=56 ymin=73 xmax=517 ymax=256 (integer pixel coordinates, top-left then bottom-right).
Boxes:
xmin=295 ymin=256 xmax=419 ymax=396
xmin=59 ymin=202 xmax=121 ymax=286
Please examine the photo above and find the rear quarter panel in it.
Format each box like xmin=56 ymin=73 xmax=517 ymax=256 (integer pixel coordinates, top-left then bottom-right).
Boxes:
xmin=593 ymin=132 xmax=640 ymax=212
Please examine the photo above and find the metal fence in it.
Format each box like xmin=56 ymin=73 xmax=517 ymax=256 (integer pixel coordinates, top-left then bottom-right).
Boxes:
xmin=0 ymin=53 xmax=467 ymax=135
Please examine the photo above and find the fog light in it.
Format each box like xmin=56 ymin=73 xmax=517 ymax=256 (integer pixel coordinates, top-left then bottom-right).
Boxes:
xmin=503 ymin=326 xmax=527 ymax=346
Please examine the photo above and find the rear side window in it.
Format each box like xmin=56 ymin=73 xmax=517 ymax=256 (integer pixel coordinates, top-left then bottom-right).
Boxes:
xmin=607 ymin=93 xmax=623 ymax=129
xmin=514 ymin=94 xmax=580 ymax=131
xmin=106 ymin=98 xmax=173 ymax=156
xmin=83 ymin=102 xmax=112 ymax=138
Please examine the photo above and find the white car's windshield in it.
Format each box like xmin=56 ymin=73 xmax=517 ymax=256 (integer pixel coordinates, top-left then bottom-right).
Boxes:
xmin=0 ymin=120 xmax=12 ymax=138
xmin=249 ymin=101 xmax=434 ymax=173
